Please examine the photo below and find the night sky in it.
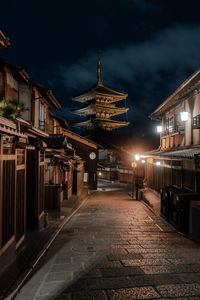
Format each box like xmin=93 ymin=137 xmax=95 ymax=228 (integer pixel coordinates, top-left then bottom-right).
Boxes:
xmin=1 ymin=0 xmax=200 ymax=138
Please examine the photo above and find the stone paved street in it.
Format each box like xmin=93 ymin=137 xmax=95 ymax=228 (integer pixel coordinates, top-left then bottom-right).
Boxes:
xmin=14 ymin=182 xmax=200 ymax=300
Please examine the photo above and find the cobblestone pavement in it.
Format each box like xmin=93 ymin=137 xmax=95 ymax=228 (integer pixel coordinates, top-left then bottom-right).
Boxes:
xmin=15 ymin=184 xmax=200 ymax=300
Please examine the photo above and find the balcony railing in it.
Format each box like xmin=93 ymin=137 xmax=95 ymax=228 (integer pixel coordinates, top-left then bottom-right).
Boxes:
xmin=161 ymin=124 xmax=185 ymax=137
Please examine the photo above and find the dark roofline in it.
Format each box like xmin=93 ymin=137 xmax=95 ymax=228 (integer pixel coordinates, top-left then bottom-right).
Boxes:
xmin=150 ymin=68 xmax=200 ymax=119
xmin=50 ymin=112 xmax=69 ymax=129
xmin=64 ymin=129 xmax=104 ymax=149
xmin=73 ymin=81 xmax=127 ymax=100
xmin=0 ymin=30 xmax=10 ymax=48
xmin=0 ymin=58 xmax=61 ymax=109
xmin=33 ymin=82 xmax=61 ymax=109
xmin=0 ymin=58 xmax=31 ymax=83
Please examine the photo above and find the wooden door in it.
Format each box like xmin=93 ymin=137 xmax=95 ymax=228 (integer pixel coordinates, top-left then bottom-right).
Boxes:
xmin=26 ymin=149 xmax=37 ymax=228
xmin=2 ymin=160 xmax=15 ymax=247
xmin=16 ymin=168 xmax=26 ymax=245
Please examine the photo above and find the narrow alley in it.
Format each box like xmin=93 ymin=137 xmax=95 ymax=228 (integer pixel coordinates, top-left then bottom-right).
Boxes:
xmin=14 ymin=181 xmax=200 ymax=300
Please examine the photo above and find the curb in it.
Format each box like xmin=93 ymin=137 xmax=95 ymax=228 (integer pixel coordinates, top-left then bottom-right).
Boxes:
xmin=7 ymin=193 xmax=91 ymax=300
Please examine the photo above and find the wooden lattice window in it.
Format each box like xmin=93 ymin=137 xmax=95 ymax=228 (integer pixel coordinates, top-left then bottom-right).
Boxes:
xmin=3 ymin=136 xmax=15 ymax=155
xmin=17 ymin=149 xmax=25 ymax=165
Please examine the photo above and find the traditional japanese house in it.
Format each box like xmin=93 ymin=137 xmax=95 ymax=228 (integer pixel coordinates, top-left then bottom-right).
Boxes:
xmin=72 ymin=53 xmax=129 ymax=134
xmin=63 ymin=130 xmax=99 ymax=189
xmin=0 ymin=57 xmax=93 ymax=273
xmin=44 ymin=112 xmax=86 ymax=211
xmin=0 ymin=117 xmax=27 ymax=273
xmin=146 ymin=68 xmax=200 ymax=237
xmin=0 ymin=59 xmax=62 ymax=271
xmin=17 ymin=80 xmax=61 ymax=230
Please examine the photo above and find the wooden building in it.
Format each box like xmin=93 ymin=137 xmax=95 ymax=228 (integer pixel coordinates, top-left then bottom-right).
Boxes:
xmin=44 ymin=134 xmax=84 ymax=210
xmin=0 ymin=57 xmax=93 ymax=273
xmin=0 ymin=59 xmax=62 ymax=270
xmin=72 ymin=53 xmax=129 ymax=134
xmin=63 ymin=130 xmax=99 ymax=189
xmin=0 ymin=117 xmax=27 ymax=272
xmin=146 ymin=68 xmax=200 ymax=237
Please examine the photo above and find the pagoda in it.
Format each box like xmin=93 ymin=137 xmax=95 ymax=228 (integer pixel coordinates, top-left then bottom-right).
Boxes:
xmin=72 ymin=53 xmax=129 ymax=133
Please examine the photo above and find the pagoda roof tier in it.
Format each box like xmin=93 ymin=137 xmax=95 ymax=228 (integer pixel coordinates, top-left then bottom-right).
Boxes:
xmin=95 ymin=104 xmax=129 ymax=116
xmin=72 ymin=104 xmax=95 ymax=116
xmin=73 ymin=118 xmax=129 ymax=131
xmin=94 ymin=118 xmax=130 ymax=130
xmin=72 ymin=103 xmax=129 ymax=117
xmin=73 ymin=82 xmax=128 ymax=103
xmin=72 ymin=119 xmax=95 ymax=130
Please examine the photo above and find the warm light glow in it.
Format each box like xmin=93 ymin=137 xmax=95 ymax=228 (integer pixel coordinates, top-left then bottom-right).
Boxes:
xmin=157 ymin=126 xmax=162 ymax=133
xmin=135 ymin=154 xmax=140 ymax=161
xmin=99 ymin=172 xmax=102 ymax=176
xmin=141 ymin=160 xmax=146 ymax=164
xmin=181 ymin=111 xmax=188 ymax=121
xmin=156 ymin=161 xmax=161 ymax=166
xmin=131 ymin=162 xmax=137 ymax=168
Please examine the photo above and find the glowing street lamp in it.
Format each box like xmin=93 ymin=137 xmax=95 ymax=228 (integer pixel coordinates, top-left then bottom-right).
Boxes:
xmin=135 ymin=154 xmax=140 ymax=161
xmin=157 ymin=126 xmax=162 ymax=133
xmin=131 ymin=162 xmax=137 ymax=168
xmin=132 ymin=154 xmax=140 ymax=200
xmin=181 ymin=111 xmax=188 ymax=122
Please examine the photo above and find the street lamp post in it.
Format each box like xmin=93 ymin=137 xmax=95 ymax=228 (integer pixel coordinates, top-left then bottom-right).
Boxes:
xmin=131 ymin=153 xmax=141 ymax=200
xmin=134 ymin=154 xmax=140 ymax=200
xmin=136 ymin=165 xmax=139 ymax=200
xmin=131 ymin=161 xmax=137 ymax=199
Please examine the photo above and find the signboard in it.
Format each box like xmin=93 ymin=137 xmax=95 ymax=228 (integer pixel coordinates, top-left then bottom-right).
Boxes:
xmin=89 ymin=152 xmax=96 ymax=160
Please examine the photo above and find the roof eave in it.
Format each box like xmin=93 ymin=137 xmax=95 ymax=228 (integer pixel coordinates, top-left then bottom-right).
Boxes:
xmin=149 ymin=68 xmax=200 ymax=119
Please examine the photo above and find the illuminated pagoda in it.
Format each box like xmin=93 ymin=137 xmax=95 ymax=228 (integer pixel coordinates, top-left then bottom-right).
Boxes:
xmin=72 ymin=53 xmax=129 ymax=133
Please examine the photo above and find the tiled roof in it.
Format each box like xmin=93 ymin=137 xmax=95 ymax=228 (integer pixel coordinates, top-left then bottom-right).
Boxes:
xmin=0 ymin=31 xmax=10 ymax=48
xmin=45 ymin=134 xmax=68 ymax=149
xmin=73 ymin=82 xmax=127 ymax=101
xmin=150 ymin=69 xmax=200 ymax=119
xmin=150 ymin=147 xmax=200 ymax=159
xmin=93 ymin=82 xmax=127 ymax=97
xmin=34 ymin=83 xmax=61 ymax=109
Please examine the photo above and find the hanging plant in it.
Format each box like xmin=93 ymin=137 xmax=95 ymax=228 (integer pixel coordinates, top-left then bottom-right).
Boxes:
xmin=0 ymin=98 xmax=27 ymax=119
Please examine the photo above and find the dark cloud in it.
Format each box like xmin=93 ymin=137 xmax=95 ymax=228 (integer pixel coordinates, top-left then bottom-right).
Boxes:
xmin=2 ymin=1 xmax=200 ymax=136
xmin=59 ymin=24 xmax=200 ymax=132
xmin=55 ymin=24 xmax=200 ymax=136
xmin=122 ymin=0 xmax=157 ymax=12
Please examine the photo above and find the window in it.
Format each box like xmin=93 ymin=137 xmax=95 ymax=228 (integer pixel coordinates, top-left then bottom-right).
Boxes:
xmin=193 ymin=114 xmax=200 ymax=128
xmin=3 ymin=136 xmax=15 ymax=154
xmin=169 ymin=116 xmax=174 ymax=133
xmin=40 ymin=151 xmax=45 ymax=162
xmin=17 ymin=149 xmax=25 ymax=165
xmin=165 ymin=117 xmax=174 ymax=133
xmin=166 ymin=118 xmax=169 ymax=131
xmin=39 ymin=102 xmax=46 ymax=131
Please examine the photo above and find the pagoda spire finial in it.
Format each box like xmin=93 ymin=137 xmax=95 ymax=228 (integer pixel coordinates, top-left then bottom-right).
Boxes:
xmin=97 ymin=50 xmax=102 ymax=84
